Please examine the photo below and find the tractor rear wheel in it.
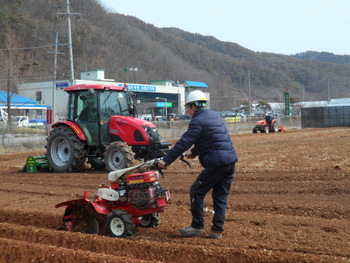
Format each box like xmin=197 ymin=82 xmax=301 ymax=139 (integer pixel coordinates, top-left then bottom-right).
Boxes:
xmin=104 ymin=141 xmax=134 ymax=171
xmin=46 ymin=125 xmax=87 ymax=172
xmin=106 ymin=210 xmax=135 ymax=238
xmin=139 ymin=213 xmax=161 ymax=228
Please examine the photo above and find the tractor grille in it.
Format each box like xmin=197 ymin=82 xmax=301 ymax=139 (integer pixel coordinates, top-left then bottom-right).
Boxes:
xmin=134 ymin=130 xmax=145 ymax=142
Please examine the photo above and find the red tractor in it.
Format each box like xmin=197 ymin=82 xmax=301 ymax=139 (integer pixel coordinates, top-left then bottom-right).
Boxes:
xmin=252 ymin=118 xmax=279 ymax=133
xmin=46 ymin=84 xmax=171 ymax=172
xmin=56 ymin=158 xmax=170 ymax=237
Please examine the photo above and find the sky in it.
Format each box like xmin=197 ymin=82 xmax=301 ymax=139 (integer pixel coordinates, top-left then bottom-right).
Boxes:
xmin=99 ymin=0 xmax=349 ymax=56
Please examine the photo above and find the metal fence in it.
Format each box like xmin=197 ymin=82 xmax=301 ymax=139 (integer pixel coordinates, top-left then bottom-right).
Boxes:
xmin=301 ymin=106 xmax=350 ymax=128
xmin=0 ymin=116 xmax=302 ymax=152
xmin=0 ymin=124 xmax=48 ymax=152
xmin=155 ymin=116 xmax=301 ymax=140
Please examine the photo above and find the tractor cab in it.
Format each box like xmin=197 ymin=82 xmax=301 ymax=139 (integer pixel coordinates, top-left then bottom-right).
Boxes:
xmin=66 ymin=85 xmax=134 ymax=146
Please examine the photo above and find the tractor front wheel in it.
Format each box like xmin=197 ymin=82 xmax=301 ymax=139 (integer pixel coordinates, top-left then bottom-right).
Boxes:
xmin=264 ymin=126 xmax=270 ymax=133
xmin=104 ymin=141 xmax=134 ymax=171
xmin=106 ymin=210 xmax=135 ymax=238
xmin=46 ymin=125 xmax=87 ymax=172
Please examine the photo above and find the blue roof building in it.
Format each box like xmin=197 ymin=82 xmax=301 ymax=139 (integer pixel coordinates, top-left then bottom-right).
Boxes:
xmin=0 ymin=91 xmax=37 ymax=105
xmin=0 ymin=91 xmax=51 ymax=109
xmin=181 ymin=81 xmax=208 ymax=88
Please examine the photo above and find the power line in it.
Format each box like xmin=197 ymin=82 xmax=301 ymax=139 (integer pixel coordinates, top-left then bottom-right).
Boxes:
xmin=0 ymin=44 xmax=68 ymax=51
xmin=0 ymin=76 xmax=58 ymax=82
xmin=0 ymin=2 xmax=80 ymax=12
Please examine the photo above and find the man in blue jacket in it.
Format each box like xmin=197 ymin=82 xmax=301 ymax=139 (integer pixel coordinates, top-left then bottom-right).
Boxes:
xmin=158 ymin=90 xmax=238 ymax=239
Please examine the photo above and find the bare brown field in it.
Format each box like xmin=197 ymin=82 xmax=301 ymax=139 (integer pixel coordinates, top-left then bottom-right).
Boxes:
xmin=0 ymin=127 xmax=349 ymax=262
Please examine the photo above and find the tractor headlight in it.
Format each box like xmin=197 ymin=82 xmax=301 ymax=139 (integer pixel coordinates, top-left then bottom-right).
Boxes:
xmin=154 ymin=171 xmax=160 ymax=180
xmin=141 ymin=125 xmax=150 ymax=132
xmin=141 ymin=125 xmax=153 ymax=138
xmin=141 ymin=125 xmax=159 ymax=144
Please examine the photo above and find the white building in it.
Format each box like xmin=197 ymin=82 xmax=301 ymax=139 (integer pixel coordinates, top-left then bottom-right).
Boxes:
xmin=268 ymin=98 xmax=350 ymax=116
xmin=17 ymin=69 xmax=209 ymax=120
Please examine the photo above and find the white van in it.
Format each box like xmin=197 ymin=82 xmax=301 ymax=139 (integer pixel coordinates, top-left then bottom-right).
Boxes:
xmin=139 ymin=114 xmax=153 ymax=121
xmin=12 ymin=116 xmax=29 ymax=127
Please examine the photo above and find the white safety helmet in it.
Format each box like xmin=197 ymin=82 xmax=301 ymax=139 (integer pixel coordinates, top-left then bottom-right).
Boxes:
xmin=186 ymin=90 xmax=208 ymax=104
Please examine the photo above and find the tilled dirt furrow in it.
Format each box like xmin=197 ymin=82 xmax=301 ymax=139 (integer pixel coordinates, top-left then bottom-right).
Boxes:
xmin=0 ymin=210 xmax=61 ymax=229
xmin=0 ymin=187 xmax=84 ymax=200
xmin=0 ymin=222 xmax=347 ymax=263
xmin=0 ymin=237 xmax=160 ymax=263
xmin=232 ymin=203 xmax=350 ymax=219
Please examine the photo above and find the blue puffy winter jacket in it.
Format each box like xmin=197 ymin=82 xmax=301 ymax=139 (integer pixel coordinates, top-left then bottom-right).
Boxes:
xmin=163 ymin=109 xmax=238 ymax=168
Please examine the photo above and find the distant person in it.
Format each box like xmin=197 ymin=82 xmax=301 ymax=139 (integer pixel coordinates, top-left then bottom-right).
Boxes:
xmin=158 ymin=90 xmax=238 ymax=239
xmin=265 ymin=112 xmax=273 ymax=126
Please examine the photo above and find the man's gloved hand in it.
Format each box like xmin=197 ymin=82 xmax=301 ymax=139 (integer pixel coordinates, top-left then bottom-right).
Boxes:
xmin=187 ymin=153 xmax=195 ymax=159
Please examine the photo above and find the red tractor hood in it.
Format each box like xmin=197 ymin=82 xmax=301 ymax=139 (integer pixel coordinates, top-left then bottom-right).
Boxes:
xmin=255 ymin=120 xmax=267 ymax=125
xmin=110 ymin=116 xmax=156 ymax=128
xmin=108 ymin=116 xmax=158 ymax=145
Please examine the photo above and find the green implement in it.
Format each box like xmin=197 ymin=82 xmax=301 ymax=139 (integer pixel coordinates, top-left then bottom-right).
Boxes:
xmin=25 ymin=155 xmax=49 ymax=172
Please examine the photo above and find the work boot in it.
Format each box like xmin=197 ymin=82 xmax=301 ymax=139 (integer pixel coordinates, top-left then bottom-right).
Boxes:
xmin=206 ymin=231 xmax=223 ymax=239
xmin=179 ymin=226 xmax=204 ymax=237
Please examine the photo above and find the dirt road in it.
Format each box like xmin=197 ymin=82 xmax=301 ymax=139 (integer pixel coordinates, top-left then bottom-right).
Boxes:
xmin=0 ymin=127 xmax=349 ymax=262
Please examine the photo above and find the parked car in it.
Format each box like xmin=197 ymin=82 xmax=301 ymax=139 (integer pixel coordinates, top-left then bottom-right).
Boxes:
xmin=237 ymin=113 xmax=247 ymax=120
xmin=178 ymin=114 xmax=191 ymax=120
xmin=138 ymin=114 xmax=153 ymax=121
xmin=223 ymin=114 xmax=241 ymax=123
xmin=12 ymin=116 xmax=29 ymax=127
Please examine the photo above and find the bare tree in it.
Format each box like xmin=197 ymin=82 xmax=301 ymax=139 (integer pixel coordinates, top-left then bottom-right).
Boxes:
xmin=0 ymin=31 xmax=23 ymax=145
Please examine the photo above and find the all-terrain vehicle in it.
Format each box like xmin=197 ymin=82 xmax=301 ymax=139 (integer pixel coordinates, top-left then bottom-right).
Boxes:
xmin=46 ymin=84 xmax=171 ymax=172
xmin=252 ymin=118 xmax=279 ymax=133
xmin=55 ymin=158 xmax=170 ymax=238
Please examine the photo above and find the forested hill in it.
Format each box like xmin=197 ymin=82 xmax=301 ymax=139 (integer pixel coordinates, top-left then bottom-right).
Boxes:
xmin=0 ymin=0 xmax=349 ymax=111
xmin=292 ymin=51 xmax=350 ymax=65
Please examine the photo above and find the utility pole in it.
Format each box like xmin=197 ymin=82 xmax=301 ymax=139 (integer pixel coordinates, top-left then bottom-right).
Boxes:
xmin=53 ymin=32 xmax=58 ymax=119
xmin=156 ymin=97 xmax=168 ymax=118
xmin=48 ymin=32 xmax=64 ymax=120
xmin=302 ymin=86 xmax=305 ymax=102
xmin=248 ymin=69 xmax=251 ymax=119
xmin=327 ymin=79 xmax=330 ymax=103
xmin=57 ymin=0 xmax=80 ymax=85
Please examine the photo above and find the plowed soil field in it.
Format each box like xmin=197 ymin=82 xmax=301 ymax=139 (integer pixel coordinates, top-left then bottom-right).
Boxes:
xmin=0 ymin=127 xmax=349 ymax=263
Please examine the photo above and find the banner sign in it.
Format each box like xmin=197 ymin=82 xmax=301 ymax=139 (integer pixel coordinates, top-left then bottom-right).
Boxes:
xmin=284 ymin=92 xmax=290 ymax=116
xmin=124 ymin=84 xmax=157 ymax=92
xmin=56 ymin=82 xmax=70 ymax=89
xmin=157 ymin=102 xmax=172 ymax=107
